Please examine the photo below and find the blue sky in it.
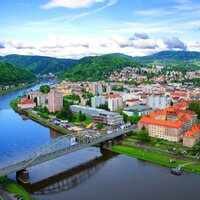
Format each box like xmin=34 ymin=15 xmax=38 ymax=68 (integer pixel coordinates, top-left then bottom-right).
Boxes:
xmin=0 ymin=0 xmax=200 ymax=58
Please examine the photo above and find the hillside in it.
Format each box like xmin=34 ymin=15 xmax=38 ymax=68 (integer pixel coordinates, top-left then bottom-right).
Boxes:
xmin=133 ymin=51 xmax=200 ymax=62
xmin=61 ymin=55 xmax=139 ymax=81
xmin=0 ymin=62 xmax=35 ymax=85
xmin=0 ymin=55 xmax=78 ymax=74
xmin=113 ymin=51 xmax=200 ymax=71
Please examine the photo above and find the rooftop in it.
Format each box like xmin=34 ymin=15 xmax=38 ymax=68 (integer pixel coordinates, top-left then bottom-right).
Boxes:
xmin=184 ymin=124 xmax=200 ymax=138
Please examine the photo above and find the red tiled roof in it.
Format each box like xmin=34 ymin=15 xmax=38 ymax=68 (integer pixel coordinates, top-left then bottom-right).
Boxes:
xmin=170 ymin=92 xmax=187 ymax=97
xmin=139 ymin=102 xmax=190 ymax=129
xmin=106 ymin=94 xmax=122 ymax=99
xmin=19 ymin=98 xmax=34 ymax=105
xmin=139 ymin=117 xmax=183 ymax=128
xmin=184 ymin=124 xmax=200 ymax=138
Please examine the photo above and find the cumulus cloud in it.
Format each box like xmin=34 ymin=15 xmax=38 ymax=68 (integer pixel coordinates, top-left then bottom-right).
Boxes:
xmin=0 ymin=35 xmax=197 ymax=58
xmin=41 ymin=0 xmax=106 ymax=9
xmin=134 ymin=33 xmax=150 ymax=40
xmin=164 ymin=37 xmax=187 ymax=51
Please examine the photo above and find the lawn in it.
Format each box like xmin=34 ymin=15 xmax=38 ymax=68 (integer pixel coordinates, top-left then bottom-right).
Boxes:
xmin=112 ymin=145 xmax=200 ymax=174
xmin=0 ymin=176 xmax=34 ymax=200
xmin=73 ymin=114 xmax=92 ymax=125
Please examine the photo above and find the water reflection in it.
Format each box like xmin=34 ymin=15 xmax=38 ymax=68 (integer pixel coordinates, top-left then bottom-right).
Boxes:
xmin=24 ymin=149 xmax=116 ymax=195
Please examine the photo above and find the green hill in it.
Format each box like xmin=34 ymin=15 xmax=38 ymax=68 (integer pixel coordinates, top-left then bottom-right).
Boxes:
xmin=61 ymin=55 xmax=139 ymax=81
xmin=0 ymin=62 xmax=35 ymax=85
xmin=133 ymin=51 xmax=200 ymax=62
xmin=0 ymin=55 xmax=78 ymax=74
xmin=113 ymin=51 xmax=200 ymax=71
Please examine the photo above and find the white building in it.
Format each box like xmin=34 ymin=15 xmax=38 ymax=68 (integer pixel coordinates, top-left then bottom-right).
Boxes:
xmin=147 ymin=95 xmax=171 ymax=110
xmin=108 ymin=97 xmax=123 ymax=111
xmin=91 ymin=96 xmax=106 ymax=108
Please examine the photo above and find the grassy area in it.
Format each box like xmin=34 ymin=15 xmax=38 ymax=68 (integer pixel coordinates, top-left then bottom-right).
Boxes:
xmin=112 ymin=145 xmax=200 ymax=174
xmin=73 ymin=114 xmax=92 ymax=125
xmin=0 ymin=177 xmax=34 ymax=200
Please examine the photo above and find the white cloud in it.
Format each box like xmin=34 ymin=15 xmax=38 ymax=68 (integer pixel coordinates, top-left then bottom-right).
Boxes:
xmin=41 ymin=0 xmax=106 ymax=9
xmin=0 ymin=34 xmax=199 ymax=59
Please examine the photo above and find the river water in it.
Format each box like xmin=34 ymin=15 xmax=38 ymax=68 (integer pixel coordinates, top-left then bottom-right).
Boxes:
xmin=0 ymin=84 xmax=199 ymax=200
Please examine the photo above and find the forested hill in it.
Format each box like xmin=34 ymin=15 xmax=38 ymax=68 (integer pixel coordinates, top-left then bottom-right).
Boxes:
xmin=133 ymin=51 xmax=200 ymax=62
xmin=0 ymin=55 xmax=78 ymax=74
xmin=60 ymin=55 xmax=139 ymax=81
xmin=0 ymin=62 xmax=35 ymax=85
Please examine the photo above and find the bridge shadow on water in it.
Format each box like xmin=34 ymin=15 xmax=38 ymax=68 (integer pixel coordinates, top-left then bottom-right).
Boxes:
xmin=22 ymin=149 xmax=118 ymax=195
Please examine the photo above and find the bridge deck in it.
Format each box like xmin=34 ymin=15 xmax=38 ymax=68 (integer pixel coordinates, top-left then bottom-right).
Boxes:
xmin=0 ymin=128 xmax=134 ymax=176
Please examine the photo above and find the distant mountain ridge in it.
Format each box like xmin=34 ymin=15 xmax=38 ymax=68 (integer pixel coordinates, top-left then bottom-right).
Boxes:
xmin=133 ymin=51 xmax=200 ymax=62
xmin=112 ymin=51 xmax=200 ymax=62
xmin=0 ymin=54 xmax=78 ymax=74
xmin=1 ymin=50 xmax=200 ymax=77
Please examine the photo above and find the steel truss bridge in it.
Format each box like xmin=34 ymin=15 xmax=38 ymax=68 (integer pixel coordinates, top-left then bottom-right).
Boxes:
xmin=25 ymin=149 xmax=116 ymax=195
xmin=0 ymin=128 xmax=134 ymax=176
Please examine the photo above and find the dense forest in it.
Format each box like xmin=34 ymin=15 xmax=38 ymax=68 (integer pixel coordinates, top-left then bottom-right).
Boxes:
xmin=0 ymin=62 xmax=35 ymax=85
xmin=60 ymin=55 xmax=139 ymax=81
xmin=0 ymin=55 xmax=78 ymax=74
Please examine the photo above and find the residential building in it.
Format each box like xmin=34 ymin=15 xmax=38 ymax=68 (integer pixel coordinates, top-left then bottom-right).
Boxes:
xmin=107 ymin=94 xmax=123 ymax=111
xmin=147 ymin=95 xmax=171 ymax=110
xmin=138 ymin=102 xmax=196 ymax=142
xmin=70 ymin=105 xmax=123 ymax=126
xmin=123 ymin=105 xmax=152 ymax=117
xmin=183 ymin=124 xmax=200 ymax=147
xmin=27 ymin=90 xmax=47 ymax=106
xmin=18 ymin=98 xmax=36 ymax=109
xmin=88 ymin=82 xmax=103 ymax=95
xmin=91 ymin=96 xmax=106 ymax=108
xmin=48 ymin=89 xmax=63 ymax=112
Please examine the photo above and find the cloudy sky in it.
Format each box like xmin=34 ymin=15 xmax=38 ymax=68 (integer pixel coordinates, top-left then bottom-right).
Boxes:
xmin=1 ymin=0 xmax=200 ymax=58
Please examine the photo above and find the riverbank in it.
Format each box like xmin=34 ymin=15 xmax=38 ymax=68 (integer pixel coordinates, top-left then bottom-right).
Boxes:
xmin=0 ymin=82 xmax=36 ymax=96
xmin=112 ymin=144 xmax=200 ymax=174
xmin=0 ymin=176 xmax=34 ymax=200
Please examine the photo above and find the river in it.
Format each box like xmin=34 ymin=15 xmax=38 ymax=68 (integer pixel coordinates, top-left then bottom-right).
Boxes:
xmin=0 ymin=84 xmax=199 ymax=200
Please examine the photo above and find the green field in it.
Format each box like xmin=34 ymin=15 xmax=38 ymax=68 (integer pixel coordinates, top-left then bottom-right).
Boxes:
xmin=112 ymin=145 xmax=200 ymax=174
xmin=0 ymin=177 xmax=34 ymax=200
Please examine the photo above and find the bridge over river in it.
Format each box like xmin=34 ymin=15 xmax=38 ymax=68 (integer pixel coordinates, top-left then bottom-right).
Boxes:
xmin=0 ymin=127 xmax=134 ymax=183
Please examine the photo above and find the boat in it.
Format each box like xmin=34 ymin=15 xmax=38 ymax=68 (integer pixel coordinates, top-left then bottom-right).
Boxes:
xmin=171 ymin=168 xmax=182 ymax=176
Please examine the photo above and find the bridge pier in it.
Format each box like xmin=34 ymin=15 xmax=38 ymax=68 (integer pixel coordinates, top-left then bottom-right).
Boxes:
xmin=16 ymin=169 xmax=30 ymax=184
xmin=101 ymin=140 xmax=112 ymax=150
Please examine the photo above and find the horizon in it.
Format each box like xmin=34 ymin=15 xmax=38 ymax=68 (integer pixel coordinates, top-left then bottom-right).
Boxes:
xmin=1 ymin=49 xmax=200 ymax=60
xmin=1 ymin=0 xmax=200 ymax=58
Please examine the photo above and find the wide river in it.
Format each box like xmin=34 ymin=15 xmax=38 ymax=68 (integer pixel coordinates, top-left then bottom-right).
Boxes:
xmin=0 ymin=84 xmax=199 ymax=200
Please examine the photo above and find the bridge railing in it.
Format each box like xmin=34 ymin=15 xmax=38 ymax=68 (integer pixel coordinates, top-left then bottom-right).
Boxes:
xmin=0 ymin=127 xmax=134 ymax=176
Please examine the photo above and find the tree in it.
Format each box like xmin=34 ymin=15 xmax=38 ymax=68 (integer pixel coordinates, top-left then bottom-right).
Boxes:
xmin=79 ymin=113 xmax=85 ymax=122
xmin=188 ymin=101 xmax=200 ymax=119
xmin=83 ymin=114 xmax=86 ymax=121
xmin=138 ymin=128 xmax=149 ymax=143
xmin=40 ymin=85 xmax=50 ymax=94
xmin=96 ymin=122 xmax=104 ymax=130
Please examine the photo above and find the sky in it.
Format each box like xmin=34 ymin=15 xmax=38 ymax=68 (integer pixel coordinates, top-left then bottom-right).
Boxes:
xmin=0 ymin=0 xmax=200 ymax=58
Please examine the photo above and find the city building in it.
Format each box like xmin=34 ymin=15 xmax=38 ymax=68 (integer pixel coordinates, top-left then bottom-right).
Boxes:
xmin=91 ymin=96 xmax=106 ymax=108
xmin=123 ymin=105 xmax=152 ymax=117
xmin=88 ymin=82 xmax=103 ymax=95
xmin=107 ymin=94 xmax=123 ymax=111
xmin=18 ymin=98 xmax=36 ymax=109
xmin=147 ymin=95 xmax=171 ymax=110
xmin=183 ymin=124 xmax=200 ymax=148
xmin=48 ymin=89 xmax=63 ymax=112
xmin=27 ymin=90 xmax=47 ymax=107
xmin=70 ymin=105 xmax=123 ymax=126
xmin=138 ymin=102 xmax=197 ymax=142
